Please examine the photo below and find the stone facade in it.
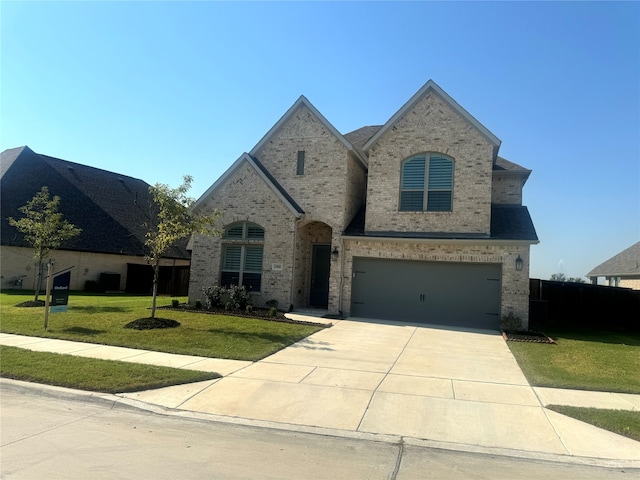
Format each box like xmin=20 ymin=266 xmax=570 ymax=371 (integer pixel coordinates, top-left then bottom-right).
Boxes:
xmin=188 ymin=81 xmax=537 ymax=329
xmin=492 ymin=174 xmax=524 ymax=205
xmin=189 ymin=160 xmax=298 ymax=310
xmin=365 ymin=91 xmax=494 ymax=235
xmin=339 ymin=239 xmax=531 ymax=324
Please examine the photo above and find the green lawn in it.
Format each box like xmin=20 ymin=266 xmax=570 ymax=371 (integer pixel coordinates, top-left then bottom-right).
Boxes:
xmin=547 ymin=405 xmax=640 ymax=442
xmin=0 ymin=291 xmax=323 ymax=361
xmin=1 ymin=345 xmax=220 ymax=393
xmin=507 ymin=329 xmax=640 ymax=394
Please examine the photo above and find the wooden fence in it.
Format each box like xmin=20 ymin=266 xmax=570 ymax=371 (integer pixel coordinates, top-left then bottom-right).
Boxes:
xmin=529 ymin=279 xmax=640 ymax=332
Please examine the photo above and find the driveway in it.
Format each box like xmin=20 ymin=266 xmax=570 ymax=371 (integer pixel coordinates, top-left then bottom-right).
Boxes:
xmin=123 ymin=318 xmax=640 ymax=460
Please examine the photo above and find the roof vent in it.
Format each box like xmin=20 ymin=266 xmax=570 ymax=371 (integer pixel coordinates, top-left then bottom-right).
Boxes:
xmin=67 ymin=166 xmax=74 ymax=171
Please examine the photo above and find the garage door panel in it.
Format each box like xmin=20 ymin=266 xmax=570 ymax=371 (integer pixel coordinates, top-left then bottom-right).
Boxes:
xmin=351 ymin=258 xmax=501 ymax=330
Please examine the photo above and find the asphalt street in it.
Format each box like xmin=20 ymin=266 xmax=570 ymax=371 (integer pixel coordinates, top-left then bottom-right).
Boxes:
xmin=1 ymin=382 xmax=637 ymax=480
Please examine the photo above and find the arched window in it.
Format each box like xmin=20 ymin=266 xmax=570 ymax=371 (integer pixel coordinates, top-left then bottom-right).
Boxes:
xmin=221 ymin=222 xmax=264 ymax=291
xmin=400 ymin=153 xmax=454 ymax=212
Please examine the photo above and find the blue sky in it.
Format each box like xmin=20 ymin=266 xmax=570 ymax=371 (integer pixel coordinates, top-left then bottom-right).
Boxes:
xmin=1 ymin=1 xmax=638 ymax=281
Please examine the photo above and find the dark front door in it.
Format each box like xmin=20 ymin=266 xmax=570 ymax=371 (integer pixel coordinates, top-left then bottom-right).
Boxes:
xmin=309 ymin=244 xmax=331 ymax=307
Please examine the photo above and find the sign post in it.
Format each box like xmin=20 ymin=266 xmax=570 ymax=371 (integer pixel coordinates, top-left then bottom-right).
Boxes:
xmin=43 ymin=265 xmax=74 ymax=330
xmin=51 ymin=271 xmax=71 ymax=313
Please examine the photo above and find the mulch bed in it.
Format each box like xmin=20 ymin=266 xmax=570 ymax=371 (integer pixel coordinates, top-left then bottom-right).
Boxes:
xmin=15 ymin=300 xmax=46 ymax=307
xmin=124 ymin=318 xmax=181 ymax=330
xmin=502 ymin=330 xmax=556 ymax=344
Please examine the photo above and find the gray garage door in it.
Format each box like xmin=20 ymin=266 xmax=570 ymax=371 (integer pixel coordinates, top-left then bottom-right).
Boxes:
xmin=351 ymin=257 xmax=501 ymax=330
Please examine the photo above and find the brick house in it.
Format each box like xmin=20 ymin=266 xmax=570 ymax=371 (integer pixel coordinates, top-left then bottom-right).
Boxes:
xmin=189 ymin=80 xmax=538 ymax=330
xmin=1 ymin=146 xmax=191 ymax=295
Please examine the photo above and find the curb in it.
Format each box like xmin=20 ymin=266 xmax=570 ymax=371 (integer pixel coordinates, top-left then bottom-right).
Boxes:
xmin=3 ymin=378 xmax=639 ymax=470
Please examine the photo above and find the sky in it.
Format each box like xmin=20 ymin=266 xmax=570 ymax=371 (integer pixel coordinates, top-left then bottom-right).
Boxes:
xmin=1 ymin=1 xmax=638 ymax=281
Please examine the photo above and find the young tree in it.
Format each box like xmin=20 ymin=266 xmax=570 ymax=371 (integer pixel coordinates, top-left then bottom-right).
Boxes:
xmin=145 ymin=175 xmax=220 ymax=319
xmin=8 ymin=187 xmax=81 ymax=301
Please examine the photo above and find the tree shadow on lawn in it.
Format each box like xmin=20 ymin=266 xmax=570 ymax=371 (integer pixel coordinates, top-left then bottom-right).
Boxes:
xmin=62 ymin=327 xmax=107 ymax=336
xmin=70 ymin=306 xmax=128 ymax=313
xmin=548 ymin=328 xmax=640 ymax=347
xmin=207 ymin=326 xmax=323 ymax=346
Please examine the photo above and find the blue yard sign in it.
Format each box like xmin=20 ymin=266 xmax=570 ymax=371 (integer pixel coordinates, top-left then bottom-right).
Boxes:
xmin=50 ymin=271 xmax=71 ymax=313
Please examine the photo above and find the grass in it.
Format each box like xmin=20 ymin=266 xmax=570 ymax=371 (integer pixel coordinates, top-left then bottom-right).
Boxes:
xmin=0 ymin=345 xmax=220 ymax=393
xmin=507 ymin=328 xmax=640 ymax=394
xmin=0 ymin=291 xmax=323 ymax=361
xmin=546 ymin=405 xmax=640 ymax=442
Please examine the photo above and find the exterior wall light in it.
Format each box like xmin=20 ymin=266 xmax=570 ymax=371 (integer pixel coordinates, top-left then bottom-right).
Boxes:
xmin=332 ymin=247 xmax=339 ymax=260
xmin=515 ymin=255 xmax=523 ymax=271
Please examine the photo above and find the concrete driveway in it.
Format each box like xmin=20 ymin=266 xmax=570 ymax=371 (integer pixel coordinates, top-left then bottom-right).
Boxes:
xmin=123 ymin=317 xmax=640 ymax=461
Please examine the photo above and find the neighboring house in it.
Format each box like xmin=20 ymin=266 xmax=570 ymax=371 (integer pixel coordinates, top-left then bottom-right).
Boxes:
xmin=189 ymin=80 xmax=538 ymax=330
xmin=587 ymin=241 xmax=640 ymax=289
xmin=1 ymin=146 xmax=190 ymax=295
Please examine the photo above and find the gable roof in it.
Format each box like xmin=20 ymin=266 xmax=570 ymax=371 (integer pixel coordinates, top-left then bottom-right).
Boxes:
xmin=587 ymin=241 xmax=640 ymax=277
xmin=249 ymin=95 xmax=368 ymax=168
xmin=1 ymin=146 xmax=189 ymax=259
xmin=193 ymin=152 xmax=304 ymax=217
xmin=362 ymin=80 xmax=502 ymax=161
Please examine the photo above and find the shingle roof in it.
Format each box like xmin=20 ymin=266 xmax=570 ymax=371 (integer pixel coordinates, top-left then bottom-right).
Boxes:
xmin=1 ymin=146 xmax=189 ymax=259
xmin=587 ymin=241 xmax=640 ymax=277
xmin=489 ymin=205 xmax=538 ymax=241
xmin=344 ymin=204 xmax=538 ymax=242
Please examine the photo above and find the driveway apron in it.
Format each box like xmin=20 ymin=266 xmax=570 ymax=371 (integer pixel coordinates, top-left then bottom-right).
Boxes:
xmin=123 ymin=318 xmax=640 ymax=460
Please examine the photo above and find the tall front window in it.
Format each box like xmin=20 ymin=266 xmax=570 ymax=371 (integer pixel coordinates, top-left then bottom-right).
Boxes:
xmin=400 ymin=153 xmax=454 ymax=212
xmin=221 ymin=222 xmax=264 ymax=291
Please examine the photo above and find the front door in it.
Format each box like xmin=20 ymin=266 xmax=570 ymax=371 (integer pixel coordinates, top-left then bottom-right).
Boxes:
xmin=309 ymin=244 xmax=331 ymax=307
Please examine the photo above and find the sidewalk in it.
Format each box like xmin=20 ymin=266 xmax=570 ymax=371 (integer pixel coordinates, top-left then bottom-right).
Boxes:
xmin=1 ymin=320 xmax=639 ymax=467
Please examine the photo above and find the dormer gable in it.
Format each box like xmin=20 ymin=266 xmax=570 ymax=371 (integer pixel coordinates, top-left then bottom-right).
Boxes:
xmin=250 ymin=96 xmax=367 ymax=168
xmin=363 ymin=80 xmax=501 ymax=163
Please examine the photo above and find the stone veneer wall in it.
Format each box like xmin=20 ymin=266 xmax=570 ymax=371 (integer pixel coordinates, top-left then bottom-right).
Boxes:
xmin=253 ymin=104 xmax=355 ymax=231
xmin=188 ymin=161 xmax=297 ymax=309
xmin=340 ymin=239 xmax=531 ymax=329
xmin=365 ymin=91 xmax=494 ymax=234
xmin=491 ymin=174 xmax=524 ymax=204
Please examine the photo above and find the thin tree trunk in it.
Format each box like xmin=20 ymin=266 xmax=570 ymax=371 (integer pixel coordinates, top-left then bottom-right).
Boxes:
xmin=150 ymin=262 xmax=160 ymax=319
xmin=34 ymin=259 xmax=43 ymax=302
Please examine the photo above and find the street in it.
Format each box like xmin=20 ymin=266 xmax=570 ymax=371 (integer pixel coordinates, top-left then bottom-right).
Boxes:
xmin=1 ymin=381 xmax=636 ymax=479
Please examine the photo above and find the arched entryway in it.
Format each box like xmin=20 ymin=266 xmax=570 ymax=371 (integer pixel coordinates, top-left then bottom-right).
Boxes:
xmin=295 ymin=221 xmax=333 ymax=309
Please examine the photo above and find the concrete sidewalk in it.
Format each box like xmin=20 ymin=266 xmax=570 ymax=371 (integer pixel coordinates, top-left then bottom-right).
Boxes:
xmin=1 ymin=317 xmax=639 ymax=467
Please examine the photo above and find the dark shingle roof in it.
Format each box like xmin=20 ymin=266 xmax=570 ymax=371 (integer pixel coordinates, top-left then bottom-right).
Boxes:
xmin=489 ymin=205 xmax=538 ymax=241
xmin=1 ymin=146 xmax=189 ymax=259
xmin=587 ymin=242 xmax=640 ymax=277
xmin=344 ymin=126 xmax=382 ymax=152
xmin=344 ymin=204 xmax=538 ymax=242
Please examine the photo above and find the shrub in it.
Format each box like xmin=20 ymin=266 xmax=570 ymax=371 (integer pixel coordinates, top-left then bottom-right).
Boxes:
xmin=269 ymin=307 xmax=278 ymax=317
xmin=171 ymin=299 xmax=179 ymax=308
xmin=500 ymin=312 xmax=523 ymax=332
xmin=195 ymin=300 xmax=202 ymax=310
xmin=266 ymin=299 xmax=279 ymax=309
xmin=228 ymin=285 xmax=252 ymax=310
xmin=225 ymin=301 xmax=233 ymax=311
xmin=246 ymin=305 xmax=253 ymax=313
xmin=202 ymin=285 xmax=225 ymax=309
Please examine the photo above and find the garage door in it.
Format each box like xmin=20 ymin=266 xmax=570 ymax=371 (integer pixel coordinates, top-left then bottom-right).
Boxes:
xmin=350 ymin=257 xmax=501 ymax=330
